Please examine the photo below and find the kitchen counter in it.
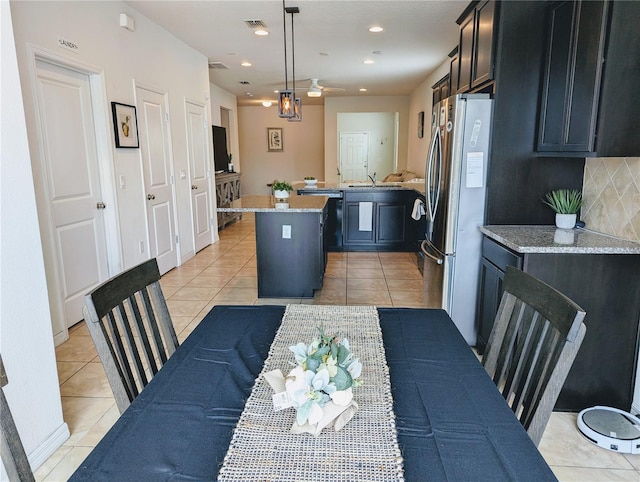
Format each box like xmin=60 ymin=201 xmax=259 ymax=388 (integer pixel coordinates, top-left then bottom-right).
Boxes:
xmin=480 ymin=225 xmax=640 ymax=254
xmin=294 ymin=181 xmax=426 ymax=195
xmin=217 ymin=194 xmax=328 ymax=213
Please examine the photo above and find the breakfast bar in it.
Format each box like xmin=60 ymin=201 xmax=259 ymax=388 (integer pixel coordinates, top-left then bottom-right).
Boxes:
xmin=218 ymin=195 xmax=329 ymax=298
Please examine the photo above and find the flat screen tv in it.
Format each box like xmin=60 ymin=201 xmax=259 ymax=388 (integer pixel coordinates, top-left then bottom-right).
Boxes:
xmin=212 ymin=125 xmax=229 ymax=172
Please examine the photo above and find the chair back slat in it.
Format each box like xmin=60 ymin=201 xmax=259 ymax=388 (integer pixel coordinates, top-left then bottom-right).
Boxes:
xmin=483 ymin=266 xmax=586 ymax=446
xmin=84 ymin=259 xmax=178 ymax=413
xmin=0 ymin=355 xmax=35 ymax=482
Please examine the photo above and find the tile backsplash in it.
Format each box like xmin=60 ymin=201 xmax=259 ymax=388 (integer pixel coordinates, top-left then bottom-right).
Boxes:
xmin=582 ymin=157 xmax=640 ymax=243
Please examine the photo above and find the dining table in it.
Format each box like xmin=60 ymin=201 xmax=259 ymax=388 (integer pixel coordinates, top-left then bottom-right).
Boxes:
xmin=69 ymin=304 xmax=557 ymax=481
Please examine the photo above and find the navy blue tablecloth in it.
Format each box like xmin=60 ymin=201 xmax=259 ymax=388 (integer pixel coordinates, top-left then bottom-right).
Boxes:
xmin=70 ymin=305 xmax=556 ymax=481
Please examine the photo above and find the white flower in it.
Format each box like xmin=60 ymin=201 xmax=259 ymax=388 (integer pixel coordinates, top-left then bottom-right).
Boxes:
xmin=347 ymin=358 xmax=362 ymax=380
xmin=330 ymin=387 xmax=353 ymax=406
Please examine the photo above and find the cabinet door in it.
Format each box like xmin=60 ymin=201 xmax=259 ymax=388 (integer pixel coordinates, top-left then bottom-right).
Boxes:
xmin=449 ymin=49 xmax=460 ymax=96
xmin=537 ymin=0 xmax=607 ymax=153
xmin=457 ymin=11 xmax=474 ymax=93
xmin=471 ymin=0 xmax=496 ymax=89
xmin=376 ymin=203 xmax=406 ymax=245
xmin=343 ymin=202 xmax=375 ymax=245
xmin=476 ymin=257 xmax=504 ymax=354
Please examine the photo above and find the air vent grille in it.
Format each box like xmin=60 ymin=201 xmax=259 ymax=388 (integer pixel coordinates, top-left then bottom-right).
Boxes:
xmin=239 ymin=81 xmax=250 ymax=85
xmin=244 ymin=19 xmax=267 ymax=28
xmin=208 ymin=61 xmax=230 ymax=70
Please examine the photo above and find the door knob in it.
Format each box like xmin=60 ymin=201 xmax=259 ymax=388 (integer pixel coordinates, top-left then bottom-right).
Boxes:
xmin=96 ymin=201 xmax=106 ymax=209
xmin=191 ymin=185 xmax=198 ymax=190
xmin=147 ymin=194 xmax=155 ymax=200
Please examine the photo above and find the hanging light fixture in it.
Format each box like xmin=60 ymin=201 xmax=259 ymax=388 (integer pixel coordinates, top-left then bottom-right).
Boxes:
xmin=278 ymin=3 xmax=300 ymax=118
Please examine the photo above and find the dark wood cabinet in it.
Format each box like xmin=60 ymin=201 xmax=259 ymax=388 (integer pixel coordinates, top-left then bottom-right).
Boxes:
xmin=431 ymin=75 xmax=449 ymax=106
xmin=343 ymin=190 xmax=409 ymax=251
xmin=255 ymin=208 xmax=326 ymax=298
xmin=477 ymin=235 xmax=640 ymax=412
xmin=476 ymin=237 xmax=522 ymax=353
xmin=537 ymin=0 xmax=608 ymax=154
xmin=448 ymin=47 xmax=459 ymax=96
xmin=456 ymin=1 xmax=497 ymax=93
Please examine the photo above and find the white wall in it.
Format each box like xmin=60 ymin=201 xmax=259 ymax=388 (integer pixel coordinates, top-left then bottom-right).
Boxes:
xmin=324 ymin=96 xmax=410 ymax=183
xmin=238 ymin=105 xmax=325 ymax=195
xmin=1 ymin=2 xmax=68 ymax=475
xmin=407 ymin=59 xmax=450 ymax=177
xmin=10 ymin=0 xmax=212 ymax=273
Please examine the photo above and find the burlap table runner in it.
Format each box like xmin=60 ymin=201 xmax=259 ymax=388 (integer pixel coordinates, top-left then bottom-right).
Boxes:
xmin=218 ymin=304 xmax=404 ymax=481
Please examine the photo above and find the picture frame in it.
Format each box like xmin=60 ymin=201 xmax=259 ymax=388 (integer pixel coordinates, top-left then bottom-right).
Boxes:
xmin=111 ymin=102 xmax=139 ymax=148
xmin=418 ymin=111 xmax=425 ymax=138
xmin=267 ymin=127 xmax=283 ymax=152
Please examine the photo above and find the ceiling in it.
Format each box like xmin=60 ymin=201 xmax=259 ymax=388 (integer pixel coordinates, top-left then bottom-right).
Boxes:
xmin=126 ymin=1 xmax=466 ymax=106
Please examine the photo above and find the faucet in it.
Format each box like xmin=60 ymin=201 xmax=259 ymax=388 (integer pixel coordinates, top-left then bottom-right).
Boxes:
xmin=368 ymin=172 xmax=377 ymax=186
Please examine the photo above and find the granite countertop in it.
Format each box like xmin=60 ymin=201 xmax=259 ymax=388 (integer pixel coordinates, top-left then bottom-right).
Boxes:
xmin=480 ymin=225 xmax=640 ymax=254
xmin=217 ymin=194 xmax=328 ymax=213
xmin=294 ymin=181 xmax=426 ymax=195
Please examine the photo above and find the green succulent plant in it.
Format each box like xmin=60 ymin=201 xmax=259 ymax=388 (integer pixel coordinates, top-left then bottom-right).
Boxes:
xmin=543 ymin=189 xmax=583 ymax=214
xmin=272 ymin=180 xmax=293 ymax=192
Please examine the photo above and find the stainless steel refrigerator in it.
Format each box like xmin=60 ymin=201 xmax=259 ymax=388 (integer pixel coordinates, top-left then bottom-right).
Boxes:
xmin=421 ymin=93 xmax=493 ymax=345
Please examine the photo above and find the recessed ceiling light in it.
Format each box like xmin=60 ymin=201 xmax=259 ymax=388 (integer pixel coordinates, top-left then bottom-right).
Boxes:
xmin=245 ymin=92 xmax=254 ymax=97
xmin=241 ymin=61 xmax=252 ymax=67
xmin=363 ymin=59 xmax=375 ymax=65
xmin=369 ymin=26 xmax=383 ymax=33
xmin=262 ymin=101 xmax=272 ymax=107
xmin=254 ymin=29 xmax=269 ymax=36
xmin=359 ymin=88 xmax=367 ymax=92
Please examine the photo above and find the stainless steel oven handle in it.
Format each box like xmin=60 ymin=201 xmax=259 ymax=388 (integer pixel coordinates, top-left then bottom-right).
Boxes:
xmin=421 ymin=240 xmax=444 ymax=265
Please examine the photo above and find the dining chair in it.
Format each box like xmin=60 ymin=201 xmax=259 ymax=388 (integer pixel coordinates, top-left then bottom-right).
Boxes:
xmin=482 ymin=266 xmax=587 ymax=446
xmin=0 ymin=354 xmax=35 ymax=482
xmin=83 ymin=258 xmax=179 ymax=414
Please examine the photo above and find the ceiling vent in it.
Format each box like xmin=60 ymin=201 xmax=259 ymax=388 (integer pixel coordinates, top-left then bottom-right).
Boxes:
xmin=208 ymin=61 xmax=230 ymax=70
xmin=244 ymin=19 xmax=267 ymax=29
xmin=239 ymin=81 xmax=250 ymax=85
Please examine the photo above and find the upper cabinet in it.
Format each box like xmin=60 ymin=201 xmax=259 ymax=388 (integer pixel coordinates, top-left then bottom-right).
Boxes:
xmin=455 ymin=1 xmax=498 ymax=94
xmin=537 ymin=1 xmax=608 ymax=155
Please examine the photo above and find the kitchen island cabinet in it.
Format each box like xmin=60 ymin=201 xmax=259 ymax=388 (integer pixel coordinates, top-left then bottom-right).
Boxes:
xmin=218 ymin=195 xmax=328 ymax=298
xmin=478 ymin=225 xmax=640 ymax=412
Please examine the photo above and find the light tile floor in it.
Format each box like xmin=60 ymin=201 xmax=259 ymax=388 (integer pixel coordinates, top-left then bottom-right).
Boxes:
xmin=35 ymin=214 xmax=640 ymax=481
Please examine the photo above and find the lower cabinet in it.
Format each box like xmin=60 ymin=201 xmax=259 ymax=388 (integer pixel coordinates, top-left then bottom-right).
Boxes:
xmin=343 ymin=190 xmax=409 ymax=251
xmin=477 ymin=235 xmax=640 ymax=411
xmin=255 ymin=209 xmax=326 ymax=298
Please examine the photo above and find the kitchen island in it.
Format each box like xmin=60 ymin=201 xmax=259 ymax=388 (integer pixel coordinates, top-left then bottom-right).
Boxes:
xmin=478 ymin=225 xmax=640 ymax=412
xmin=218 ymin=195 xmax=329 ymax=298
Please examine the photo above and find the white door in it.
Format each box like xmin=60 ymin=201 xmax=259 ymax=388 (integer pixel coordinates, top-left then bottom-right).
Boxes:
xmin=185 ymin=100 xmax=213 ymax=252
xmin=34 ymin=60 xmax=109 ymax=330
xmin=339 ymin=132 xmax=369 ymax=182
xmin=135 ymin=85 xmax=177 ymax=274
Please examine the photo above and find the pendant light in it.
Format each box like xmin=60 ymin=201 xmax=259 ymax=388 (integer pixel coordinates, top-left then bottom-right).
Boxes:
xmin=278 ymin=3 xmax=300 ymax=119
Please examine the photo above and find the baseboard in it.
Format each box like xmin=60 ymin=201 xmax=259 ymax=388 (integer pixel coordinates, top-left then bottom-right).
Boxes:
xmin=29 ymin=422 xmax=70 ymax=470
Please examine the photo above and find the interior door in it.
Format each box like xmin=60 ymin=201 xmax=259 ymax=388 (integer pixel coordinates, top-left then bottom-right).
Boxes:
xmin=34 ymin=60 xmax=109 ymax=331
xmin=185 ymin=100 xmax=213 ymax=252
xmin=135 ymin=85 xmax=177 ymax=274
xmin=339 ymin=132 xmax=369 ymax=182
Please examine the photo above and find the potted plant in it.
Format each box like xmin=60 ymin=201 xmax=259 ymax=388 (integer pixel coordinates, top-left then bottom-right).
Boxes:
xmin=272 ymin=180 xmax=293 ymax=199
xmin=543 ymin=189 xmax=583 ymax=229
xmin=304 ymin=176 xmax=317 ymax=186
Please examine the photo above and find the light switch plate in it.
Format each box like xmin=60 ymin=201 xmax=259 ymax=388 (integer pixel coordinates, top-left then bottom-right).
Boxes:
xmin=282 ymin=225 xmax=291 ymax=239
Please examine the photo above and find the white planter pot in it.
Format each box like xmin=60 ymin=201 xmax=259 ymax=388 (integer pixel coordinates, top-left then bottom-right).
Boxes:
xmin=555 ymin=213 xmax=577 ymax=229
xmin=273 ymin=189 xmax=290 ymax=199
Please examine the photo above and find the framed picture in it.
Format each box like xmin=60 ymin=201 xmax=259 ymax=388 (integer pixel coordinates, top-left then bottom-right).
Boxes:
xmin=267 ymin=127 xmax=283 ymax=152
xmin=418 ymin=111 xmax=425 ymax=138
xmin=111 ymin=102 xmax=139 ymax=148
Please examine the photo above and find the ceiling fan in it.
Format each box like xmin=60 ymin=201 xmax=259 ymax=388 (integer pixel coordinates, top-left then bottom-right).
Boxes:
xmin=303 ymin=78 xmax=346 ymax=97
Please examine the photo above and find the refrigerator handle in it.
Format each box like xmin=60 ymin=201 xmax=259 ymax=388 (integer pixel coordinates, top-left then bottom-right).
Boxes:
xmin=421 ymin=239 xmax=444 ymax=265
xmin=426 ymin=126 xmax=442 ymax=236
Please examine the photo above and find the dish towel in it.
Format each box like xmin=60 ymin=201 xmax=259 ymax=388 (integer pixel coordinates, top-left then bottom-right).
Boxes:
xmin=411 ymin=198 xmax=426 ymax=220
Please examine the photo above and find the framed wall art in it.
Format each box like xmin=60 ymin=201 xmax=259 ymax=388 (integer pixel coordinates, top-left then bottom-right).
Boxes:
xmin=111 ymin=102 xmax=139 ymax=148
xmin=267 ymin=127 xmax=283 ymax=152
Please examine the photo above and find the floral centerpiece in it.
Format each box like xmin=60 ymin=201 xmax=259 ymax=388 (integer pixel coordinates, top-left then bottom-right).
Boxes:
xmin=265 ymin=326 xmax=362 ymax=435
